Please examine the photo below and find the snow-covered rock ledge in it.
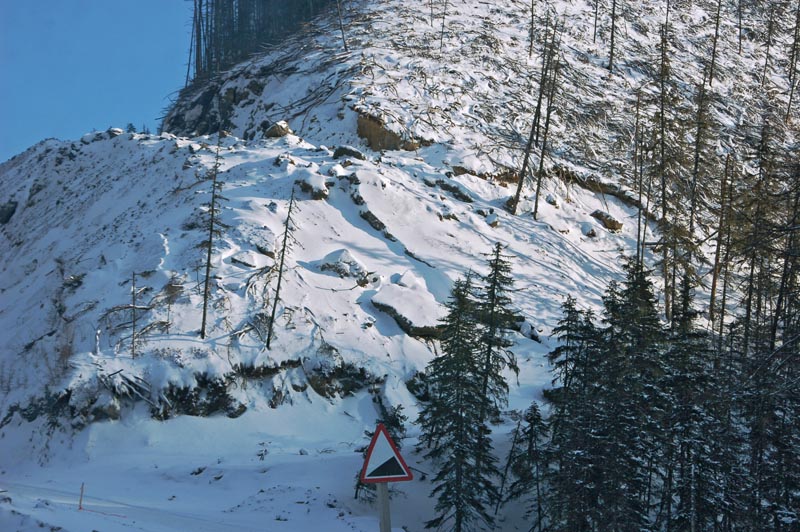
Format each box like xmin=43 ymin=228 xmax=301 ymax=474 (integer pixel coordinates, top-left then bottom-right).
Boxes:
xmin=371 ymin=271 xmax=445 ymax=338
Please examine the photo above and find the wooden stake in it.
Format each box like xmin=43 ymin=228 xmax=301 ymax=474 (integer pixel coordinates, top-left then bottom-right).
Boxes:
xmin=79 ymin=482 xmax=85 ymax=510
xmin=377 ymin=482 xmax=391 ymax=532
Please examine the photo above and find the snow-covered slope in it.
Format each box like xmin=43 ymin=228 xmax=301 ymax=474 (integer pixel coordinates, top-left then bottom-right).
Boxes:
xmin=1 ymin=0 xmax=796 ymax=529
xmin=165 ymin=0 xmax=796 ymax=191
xmin=0 ymin=104 xmax=642 ymax=532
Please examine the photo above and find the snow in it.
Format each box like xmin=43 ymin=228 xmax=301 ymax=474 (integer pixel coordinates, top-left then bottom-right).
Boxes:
xmin=2 ymin=0 xmax=795 ymax=529
xmin=0 ymin=114 xmax=642 ymax=529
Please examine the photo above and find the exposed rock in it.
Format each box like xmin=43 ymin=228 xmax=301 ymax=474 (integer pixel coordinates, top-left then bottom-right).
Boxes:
xmin=435 ymin=179 xmax=473 ymax=203
xmin=360 ymin=210 xmax=396 ymax=241
xmin=296 ymin=173 xmax=330 ymax=200
xmin=585 ymin=227 xmax=598 ymax=238
xmin=107 ymin=128 xmax=124 ymax=138
xmin=591 ymin=210 xmax=623 ymax=231
xmin=264 ymin=120 xmax=293 ymax=138
xmin=554 ymin=165 xmax=656 ymax=221
xmin=371 ymin=272 xmax=446 ymax=338
xmin=356 ymin=113 xmax=420 ymax=151
xmin=333 ymin=145 xmax=367 ymax=161
xmin=372 ymin=298 xmax=441 ymax=338
xmin=0 ymin=201 xmax=17 ymax=224
xmin=316 ymin=249 xmax=371 ymax=286
xmin=546 ymin=193 xmax=559 ymax=208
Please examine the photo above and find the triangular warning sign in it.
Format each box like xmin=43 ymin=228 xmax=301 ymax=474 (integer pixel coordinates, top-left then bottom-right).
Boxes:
xmin=360 ymin=423 xmax=413 ymax=483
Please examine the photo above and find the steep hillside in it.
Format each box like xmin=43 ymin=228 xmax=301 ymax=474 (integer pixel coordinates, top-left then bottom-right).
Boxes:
xmin=1 ymin=0 xmax=798 ymax=530
xmin=166 ymin=0 xmax=797 ymax=194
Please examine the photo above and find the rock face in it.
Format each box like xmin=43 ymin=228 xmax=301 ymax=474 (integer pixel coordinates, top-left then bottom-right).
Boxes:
xmin=264 ymin=120 xmax=293 ymax=138
xmin=371 ymin=271 xmax=445 ymax=337
xmin=0 ymin=201 xmax=17 ymax=224
xmin=333 ymin=145 xmax=367 ymax=161
xmin=316 ymin=249 xmax=370 ymax=286
xmin=591 ymin=210 xmax=623 ymax=231
xmin=356 ymin=113 xmax=420 ymax=151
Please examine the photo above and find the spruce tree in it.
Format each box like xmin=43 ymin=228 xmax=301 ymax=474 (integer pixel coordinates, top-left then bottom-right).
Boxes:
xmin=594 ymin=261 xmax=664 ymax=531
xmin=418 ymin=275 xmax=498 ymax=532
xmin=545 ymin=297 xmax=603 ymax=532
xmin=504 ymin=403 xmax=548 ymax=532
xmin=476 ymin=243 xmax=519 ymax=426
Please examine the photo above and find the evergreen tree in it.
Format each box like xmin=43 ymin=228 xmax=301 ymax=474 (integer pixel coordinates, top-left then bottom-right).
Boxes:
xmin=591 ymin=261 xmax=664 ymax=531
xmin=659 ymin=279 xmax=731 ymax=531
xmin=476 ymin=243 xmax=519 ymax=426
xmin=504 ymin=403 xmax=548 ymax=532
xmin=544 ymin=296 xmax=603 ymax=532
xmin=418 ymin=275 xmax=498 ymax=531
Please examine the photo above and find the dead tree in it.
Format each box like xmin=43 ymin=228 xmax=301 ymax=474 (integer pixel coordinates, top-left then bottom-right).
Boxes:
xmin=267 ymin=189 xmax=297 ymax=350
xmin=200 ymin=135 xmax=226 ymax=339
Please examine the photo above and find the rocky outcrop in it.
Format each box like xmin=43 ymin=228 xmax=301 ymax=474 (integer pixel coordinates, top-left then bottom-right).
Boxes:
xmin=591 ymin=210 xmax=623 ymax=231
xmin=0 ymin=201 xmax=17 ymax=224
xmin=356 ymin=113 xmax=422 ymax=151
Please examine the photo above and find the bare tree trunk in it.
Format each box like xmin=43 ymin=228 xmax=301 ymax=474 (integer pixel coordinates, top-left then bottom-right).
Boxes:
xmin=200 ymin=136 xmax=222 ymax=339
xmin=440 ymin=0 xmax=449 ymax=52
xmin=267 ymin=189 xmax=296 ymax=350
xmin=608 ymin=0 xmax=617 ymax=71
xmin=634 ymin=91 xmax=644 ymax=270
xmin=762 ymin=5 xmax=776 ymax=87
xmin=131 ymin=271 xmax=137 ymax=358
xmin=659 ymin=24 xmax=672 ymax=321
xmin=709 ymin=0 xmax=722 ymax=86
xmin=511 ymin=116 xmax=538 ymax=214
xmin=593 ymin=0 xmax=600 ymax=43
xmin=529 ymin=0 xmax=536 ymax=57
xmin=738 ymin=0 xmax=743 ymax=54
xmin=336 ymin=0 xmax=349 ymax=52
xmin=709 ymin=154 xmax=730 ymax=325
xmin=533 ymin=29 xmax=561 ymax=220
xmin=533 ymin=13 xmax=554 ymax=147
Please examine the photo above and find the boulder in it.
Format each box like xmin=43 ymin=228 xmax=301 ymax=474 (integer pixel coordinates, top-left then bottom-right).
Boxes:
xmin=371 ymin=272 xmax=446 ymax=337
xmin=591 ymin=210 xmax=623 ymax=231
xmin=316 ymin=249 xmax=370 ymax=285
xmin=356 ymin=113 xmax=420 ymax=151
xmin=264 ymin=120 xmax=293 ymax=138
xmin=0 ymin=201 xmax=17 ymax=224
xmin=333 ymin=145 xmax=367 ymax=161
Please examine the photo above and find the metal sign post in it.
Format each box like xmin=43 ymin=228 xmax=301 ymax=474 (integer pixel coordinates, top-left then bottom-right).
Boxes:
xmin=377 ymin=482 xmax=391 ymax=532
xmin=360 ymin=423 xmax=414 ymax=532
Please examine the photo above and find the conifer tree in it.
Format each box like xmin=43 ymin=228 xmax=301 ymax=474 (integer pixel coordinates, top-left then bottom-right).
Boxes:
xmin=660 ymin=279 xmax=731 ymax=531
xmin=593 ymin=262 xmax=664 ymax=531
xmin=418 ymin=275 xmax=498 ymax=532
xmin=545 ymin=297 xmax=603 ymax=531
xmin=504 ymin=403 xmax=548 ymax=532
xmin=476 ymin=243 xmax=519 ymax=426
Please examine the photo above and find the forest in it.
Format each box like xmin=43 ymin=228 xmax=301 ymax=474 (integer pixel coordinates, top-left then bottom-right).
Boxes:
xmin=189 ymin=0 xmax=336 ymax=79
xmin=410 ymin=239 xmax=799 ymax=531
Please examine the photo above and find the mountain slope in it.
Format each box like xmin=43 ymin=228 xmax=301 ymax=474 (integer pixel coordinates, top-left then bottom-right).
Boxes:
xmin=1 ymin=0 xmax=798 ymax=530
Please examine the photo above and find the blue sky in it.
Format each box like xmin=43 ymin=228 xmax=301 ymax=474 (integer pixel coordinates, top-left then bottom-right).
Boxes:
xmin=0 ymin=1 xmax=193 ymax=162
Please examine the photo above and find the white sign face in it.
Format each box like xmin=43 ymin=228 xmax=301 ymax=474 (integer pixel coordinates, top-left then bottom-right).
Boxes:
xmin=360 ymin=423 xmax=413 ymax=483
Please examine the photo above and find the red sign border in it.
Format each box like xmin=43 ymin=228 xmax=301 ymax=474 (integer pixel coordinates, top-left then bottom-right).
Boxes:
xmin=359 ymin=423 xmax=413 ymax=483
